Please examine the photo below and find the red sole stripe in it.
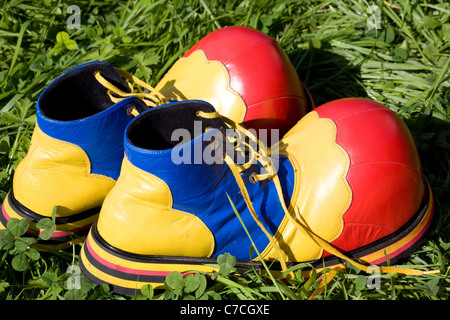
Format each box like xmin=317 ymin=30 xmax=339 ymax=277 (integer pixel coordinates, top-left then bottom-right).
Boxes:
xmin=85 ymin=236 xmax=177 ymax=277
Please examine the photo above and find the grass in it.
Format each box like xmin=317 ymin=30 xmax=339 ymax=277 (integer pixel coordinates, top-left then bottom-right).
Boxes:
xmin=0 ymin=0 xmax=449 ymax=300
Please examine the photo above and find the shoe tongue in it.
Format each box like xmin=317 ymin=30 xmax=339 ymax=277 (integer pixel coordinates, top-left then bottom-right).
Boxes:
xmin=39 ymin=62 xmax=130 ymax=121
xmin=127 ymin=100 xmax=227 ymax=151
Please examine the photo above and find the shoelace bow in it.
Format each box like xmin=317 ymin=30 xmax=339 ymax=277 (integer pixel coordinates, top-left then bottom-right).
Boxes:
xmin=94 ymin=68 xmax=169 ymax=113
xmin=96 ymin=70 xmax=439 ymax=299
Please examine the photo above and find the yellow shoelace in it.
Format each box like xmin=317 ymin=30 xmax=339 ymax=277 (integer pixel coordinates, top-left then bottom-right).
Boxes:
xmin=94 ymin=68 xmax=169 ymax=112
xmin=198 ymin=111 xmax=440 ymax=299
xmin=198 ymin=110 xmax=288 ymax=270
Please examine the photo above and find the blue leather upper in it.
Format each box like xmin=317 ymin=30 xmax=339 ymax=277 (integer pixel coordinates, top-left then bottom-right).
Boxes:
xmin=125 ymin=111 xmax=295 ymax=260
xmin=36 ymin=62 xmax=147 ymax=180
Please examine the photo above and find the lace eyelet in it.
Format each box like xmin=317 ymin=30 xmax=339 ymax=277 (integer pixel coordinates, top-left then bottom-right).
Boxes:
xmin=249 ymin=172 xmax=258 ymax=184
xmin=127 ymin=105 xmax=138 ymax=116
xmin=209 ymin=139 xmax=219 ymax=151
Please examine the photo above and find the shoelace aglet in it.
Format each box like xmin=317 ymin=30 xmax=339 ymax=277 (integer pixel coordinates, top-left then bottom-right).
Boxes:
xmin=423 ymin=269 xmax=440 ymax=275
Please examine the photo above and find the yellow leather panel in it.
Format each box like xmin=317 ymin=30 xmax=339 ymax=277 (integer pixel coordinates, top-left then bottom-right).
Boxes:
xmin=263 ymin=111 xmax=352 ymax=261
xmin=13 ymin=125 xmax=115 ymax=217
xmin=155 ymin=50 xmax=247 ymax=124
xmin=97 ymin=158 xmax=215 ymax=257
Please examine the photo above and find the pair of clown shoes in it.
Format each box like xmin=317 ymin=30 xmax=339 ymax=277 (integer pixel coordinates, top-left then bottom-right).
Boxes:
xmin=1 ymin=27 xmax=435 ymax=295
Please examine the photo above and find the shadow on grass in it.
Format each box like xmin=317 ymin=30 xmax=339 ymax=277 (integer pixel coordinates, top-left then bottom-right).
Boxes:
xmin=406 ymin=114 xmax=450 ymax=242
xmin=288 ymin=44 xmax=368 ymax=106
